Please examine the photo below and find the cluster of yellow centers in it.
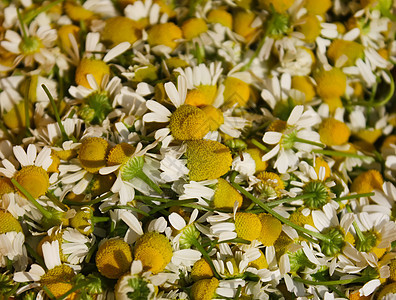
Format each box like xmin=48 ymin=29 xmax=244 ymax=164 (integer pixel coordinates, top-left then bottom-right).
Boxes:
xmin=40 ymin=264 xmax=76 ymax=299
xmin=190 ymin=277 xmax=219 ymax=300
xmin=95 ymin=238 xmax=133 ymax=279
xmin=0 ymin=210 xmax=22 ymax=234
xmin=351 ymin=170 xmax=383 ymax=194
xmin=212 ymin=178 xmax=243 ymax=210
xmin=318 ymin=118 xmax=351 ymax=146
xmin=186 ymin=140 xmax=232 ymax=181
xmin=14 ymin=165 xmax=50 ymax=199
xmin=134 ymin=232 xmax=173 ymax=274
xmin=78 ymin=137 xmax=110 ymax=173
xmin=234 ymin=212 xmax=282 ymax=246
xmin=169 ymin=105 xmax=210 ymax=141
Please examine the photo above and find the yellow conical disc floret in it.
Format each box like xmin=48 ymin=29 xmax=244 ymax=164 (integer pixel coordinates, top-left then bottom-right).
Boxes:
xmin=355 ymin=128 xmax=383 ymax=144
xmin=351 ymin=170 xmax=383 ymax=194
xmin=291 ymin=76 xmax=315 ymax=102
xmin=89 ymin=174 xmax=116 ymax=197
xmin=274 ymin=232 xmax=293 ymax=259
xmin=75 ymin=58 xmax=110 ymax=89
xmin=223 ymin=77 xmax=250 ymax=107
xmin=190 ymin=277 xmax=219 ymax=300
xmin=201 ymin=105 xmax=224 ymax=131
xmin=134 ymin=232 xmax=173 ymax=274
xmin=289 ymin=207 xmax=314 ymax=227
xmin=297 ymin=15 xmax=321 ymax=43
xmin=47 ymin=153 xmax=60 ymax=173
xmin=0 ymin=176 xmax=14 ymax=196
xmin=57 ymin=25 xmax=80 ymax=51
xmin=0 ymin=210 xmax=22 ymax=233
xmin=40 ymin=264 xmax=76 ymax=299
xmin=376 ymin=282 xmax=396 ymax=300
xmin=259 ymin=0 xmax=294 ymax=12
xmin=255 ymin=171 xmax=284 ymax=199
xmin=389 ymin=259 xmax=396 ymax=282
xmin=249 ymin=251 xmax=268 ymax=270
xmin=246 ymin=148 xmax=268 ymax=173
xmin=233 ymin=10 xmax=258 ymax=42
xmin=64 ymin=0 xmax=95 ymax=21
xmin=185 ymin=85 xmax=218 ymax=107
xmin=349 ymin=290 xmax=371 ymax=300
xmin=96 ymin=238 xmax=133 ymax=279
xmin=182 ymin=18 xmax=208 ymax=40
xmin=186 ymin=140 xmax=232 ymax=181
xmin=107 ymin=143 xmax=136 ymax=166
xmin=147 ymin=23 xmax=182 ymax=50
xmin=78 ymin=137 xmax=109 ymax=174
xmin=258 ymin=213 xmax=282 ymax=246
xmin=207 ymin=9 xmax=233 ymax=28
xmin=70 ymin=207 xmax=93 ymax=235
xmin=212 ymin=178 xmax=242 ymax=210
xmin=314 ymin=157 xmax=331 ymax=180
xmin=327 ymin=39 xmax=365 ymax=67
xmin=234 ymin=212 xmax=262 ymax=241
xmin=319 ymin=118 xmax=350 ymax=146
xmin=169 ymin=105 xmax=210 ymax=141
xmin=14 ymin=165 xmax=50 ymax=199
xmin=191 ymin=258 xmax=214 ymax=281
xmin=315 ymin=68 xmax=347 ymax=100
xmin=102 ymin=17 xmax=141 ymax=47
xmin=3 ymin=101 xmax=33 ymax=130
xmin=304 ymin=0 xmax=332 ymax=15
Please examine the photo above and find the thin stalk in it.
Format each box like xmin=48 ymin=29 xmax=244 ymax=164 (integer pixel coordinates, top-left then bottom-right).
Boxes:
xmin=23 ymin=0 xmax=65 ymax=24
xmin=294 ymin=137 xmax=325 ymax=148
xmin=241 ymin=33 xmax=267 ymax=71
xmin=234 ymin=286 xmax=242 ymax=300
xmin=149 ymin=199 xmax=198 ymax=215
xmin=63 ymin=192 xmax=113 ymax=206
xmin=230 ymin=182 xmax=330 ymax=243
xmin=24 ymin=80 xmax=31 ymax=137
xmin=346 ymin=205 xmax=365 ymax=243
xmin=134 ymin=195 xmax=171 ymax=203
xmin=11 ymin=179 xmax=51 ymax=219
xmin=334 ymin=192 xmax=375 ymax=201
xmin=46 ymin=192 xmax=68 ymax=211
xmin=266 ymin=193 xmax=316 ymax=207
xmin=293 ymin=276 xmax=362 ymax=286
xmin=100 ymin=205 xmax=149 ymax=216
xmin=17 ymin=9 xmax=28 ymax=40
xmin=137 ymin=171 xmax=163 ymax=195
xmin=25 ymin=243 xmax=46 ymax=270
xmin=91 ymin=216 xmax=109 ymax=223
xmin=251 ymin=138 xmax=269 ymax=152
xmin=42 ymin=285 xmax=57 ymax=300
xmin=312 ymin=149 xmax=373 ymax=160
xmin=189 ymin=238 xmax=221 ymax=280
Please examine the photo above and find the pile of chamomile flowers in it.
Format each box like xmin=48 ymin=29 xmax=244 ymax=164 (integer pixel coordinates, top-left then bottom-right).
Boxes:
xmin=0 ymin=0 xmax=396 ymax=299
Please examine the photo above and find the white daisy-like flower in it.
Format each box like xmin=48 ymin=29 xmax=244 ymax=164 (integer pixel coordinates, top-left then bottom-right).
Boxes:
xmin=0 ymin=231 xmax=28 ymax=271
xmin=262 ymin=105 xmax=322 ymax=173
xmin=61 ymin=227 xmax=95 ymax=265
xmin=124 ymin=0 xmax=168 ymax=25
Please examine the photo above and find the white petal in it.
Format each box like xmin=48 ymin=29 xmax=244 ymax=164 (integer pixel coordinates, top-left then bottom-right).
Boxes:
xmin=121 ymin=211 xmax=143 ymax=235
xmin=169 ymin=212 xmax=186 ymax=231
xmin=13 ymin=146 xmax=29 ymax=166
xmin=99 ymin=165 xmax=120 ymax=175
xmin=103 ymin=42 xmax=130 ymax=62
xmin=26 ymin=144 xmax=37 ymax=165
xmin=287 ymin=105 xmax=304 ymax=125
xmin=263 ymin=132 xmax=282 ymax=144
xmin=164 ymin=82 xmax=180 ymax=107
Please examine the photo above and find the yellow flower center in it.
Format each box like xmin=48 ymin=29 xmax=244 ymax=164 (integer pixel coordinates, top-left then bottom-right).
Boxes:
xmin=259 ymin=0 xmax=294 ymax=12
xmin=289 ymin=207 xmax=315 ymax=227
xmin=212 ymin=178 xmax=243 ymax=210
xmin=75 ymin=58 xmax=110 ymax=89
xmin=186 ymin=140 xmax=232 ymax=181
xmin=134 ymin=65 xmax=158 ymax=82
xmin=245 ymin=148 xmax=268 ymax=173
xmin=0 ymin=176 xmax=15 ymax=196
xmin=207 ymin=9 xmax=233 ymax=29
xmin=319 ymin=118 xmax=351 ymax=146
xmin=47 ymin=153 xmax=60 ymax=173
xmin=327 ymin=39 xmax=365 ymax=67
xmin=234 ymin=212 xmax=262 ymax=241
xmin=134 ymin=232 xmax=173 ymax=274
xmin=45 ymin=282 xmax=76 ymax=299
xmin=88 ymin=173 xmax=116 ymax=197
xmin=355 ymin=129 xmax=383 ymax=144
xmin=0 ymin=210 xmax=22 ymax=233
xmin=223 ymin=77 xmax=250 ymax=107
xmin=185 ymin=85 xmax=218 ymax=107
xmin=232 ymin=10 xmax=258 ymax=42
xmin=255 ymin=171 xmax=285 ymax=198
xmin=102 ymin=16 xmax=142 ymax=47
xmin=314 ymin=68 xmax=347 ymax=100
xmin=165 ymin=57 xmax=189 ymax=70
xmin=376 ymin=282 xmax=396 ymax=300
xmin=258 ymin=213 xmax=282 ymax=246
xmin=64 ymin=0 xmax=95 ymax=21
xmin=191 ymin=258 xmax=214 ymax=281
xmin=70 ymin=208 xmax=93 ymax=235
xmin=249 ymin=251 xmax=268 ymax=270
xmin=274 ymin=232 xmax=293 ymax=259
xmin=388 ymin=259 xmax=396 ymax=282
xmin=3 ymin=101 xmax=33 ymax=130
xmin=54 ymin=149 xmax=77 ymax=161
xmin=382 ymin=135 xmax=396 ymax=152
xmin=304 ymin=0 xmax=332 ymax=15
xmin=267 ymin=119 xmax=287 ymax=133
xmin=169 ymin=105 xmax=210 ymax=141
xmin=57 ymin=25 xmax=80 ymax=52
xmin=78 ymin=137 xmax=109 ymax=174
xmin=291 ymin=76 xmax=316 ymax=102
xmin=181 ymin=18 xmax=208 ymax=40
xmin=107 ymin=143 xmax=136 ymax=166
xmin=314 ymin=157 xmax=331 ymax=180
xmin=297 ymin=15 xmax=321 ymax=43
xmin=349 ymin=290 xmax=371 ymax=300
xmin=190 ymin=278 xmax=219 ymax=300
xmin=41 ymin=264 xmax=76 ymax=298
xmin=14 ymin=165 xmax=49 ymax=199
xmin=147 ymin=22 xmax=182 ymax=50
xmin=96 ymin=238 xmax=133 ymax=279
xmin=323 ymin=97 xmax=343 ymax=113
xmin=201 ymin=105 xmax=224 ymax=131
xmin=351 ymin=170 xmax=383 ymax=194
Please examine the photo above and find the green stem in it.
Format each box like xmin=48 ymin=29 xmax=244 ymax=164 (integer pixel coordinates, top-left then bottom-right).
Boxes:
xmin=91 ymin=216 xmax=109 ymax=223
xmin=63 ymin=192 xmax=113 ymax=206
xmin=42 ymin=285 xmax=57 ymax=300
xmin=230 ymin=182 xmax=330 ymax=243
xmin=266 ymin=193 xmax=316 ymax=207
xmin=24 ymin=80 xmax=31 ymax=137
xmin=46 ymin=192 xmax=68 ymax=211
xmin=234 ymin=286 xmax=242 ymax=300
xmin=293 ymin=276 xmax=363 ymax=286
xmin=57 ymin=283 xmax=86 ymax=300
xmin=42 ymin=84 xmax=75 ymax=142
xmin=294 ymin=137 xmax=325 ymax=148
xmin=149 ymin=199 xmax=198 ymax=215
xmin=11 ymin=179 xmax=52 ymax=219
xmin=137 ymin=171 xmax=163 ymax=195
xmin=25 ymin=243 xmax=46 ymax=270
xmin=190 ymin=238 xmax=221 ymax=280
xmin=241 ymin=33 xmax=267 ymax=71
xmin=23 ymin=0 xmax=65 ymax=24
xmin=251 ymin=138 xmax=269 ymax=152
xmin=334 ymin=192 xmax=375 ymax=201
xmin=100 ymin=205 xmax=149 ymax=216
xmin=313 ymin=149 xmax=373 ymax=160
xmin=346 ymin=205 xmax=365 ymax=243
xmin=16 ymin=9 xmax=28 ymax=40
